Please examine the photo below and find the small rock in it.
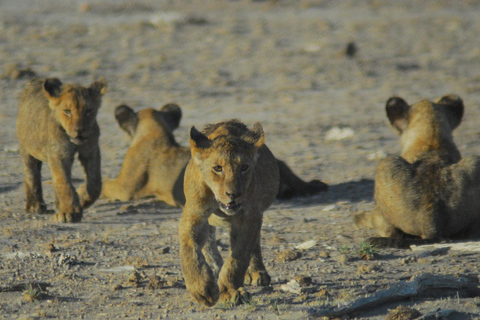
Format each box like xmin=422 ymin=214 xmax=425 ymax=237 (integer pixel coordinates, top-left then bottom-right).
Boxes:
xmin=367 ymin=150 xmax=387 ymax=161
xmin=112 ymin=284 xmax=124 ymax=291
xmin=356 ymin=264 xmax=372 ymax=275
xmin=57 ymin=253 xmax=78 ymax=268
xmin=322 ymin=204 xmax=337 ymax=212
xmin=126 ymin=271 xmax=142 ymax=287
xmin=386 ymin=305 xmax=421 ymax=320
xmin=45 ymin=243 xmax=57 ymax=253
xmin=147 ymin=275 xmax=166 ymax=290
xmin=335 ymin=254 xmax=350 ymax=265
xmin=362 ymin=284 xmax=377 ymax=294
xmin=317 ymin=288 xmax=330 ymax=298
xmin=277 ymin=249 xmax=302 ymax=262
xmin=293 ymin=275 xmax=313 ymax=286
xmin=4 ymin=144 xmax=19 ymax=153
xmin=165 ymin=276 xmax=185 ymax=288
xmin=280 ymin=279 xmax=302 ymax=294
xmin=318 ymin=251 xmax=330 ymax=259
xmin=401 ymin=256 xmax=417 ymax=265
xmin=325 ymin=127 xmax=355 ymax=141
xmin=159 ymin=247 xmax=170 ymax=254
xmin=345 ymin=42 xmax=358 ymax=58
xmin=295 ymin=240 xmax=317 ymax=250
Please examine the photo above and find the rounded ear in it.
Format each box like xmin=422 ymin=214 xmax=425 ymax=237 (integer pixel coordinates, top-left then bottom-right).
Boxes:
xmin=436 ymin=94 xmax=464 ymax=130
xmin=189 ymin=126 xmax=211 ymax=150
xmin=90 ymin=78 xmax=107 ymax=95
xmin=160 ymin=103 xmax=182 ymax=130
xmin=386 ymin=97 xmax=410 ymax=133
xmin=114 ymin=104 xmax=137 ymax=137
xmin=250 ymin=122 xmax=265 ymax=149
xmin=43 ymin=78 xmax=63 ymax=99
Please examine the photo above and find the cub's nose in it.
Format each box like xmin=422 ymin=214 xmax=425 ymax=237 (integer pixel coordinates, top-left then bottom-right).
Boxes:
xmin=225 ymin=191 xmax=241 ymax=201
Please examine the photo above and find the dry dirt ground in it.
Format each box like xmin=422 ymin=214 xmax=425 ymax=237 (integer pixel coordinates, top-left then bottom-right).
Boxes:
xmin=1 ymin=1 xmax=480 ymax=319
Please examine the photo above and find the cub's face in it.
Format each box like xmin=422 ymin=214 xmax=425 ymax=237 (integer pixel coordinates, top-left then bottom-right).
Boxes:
xmin=44 ymin=78 xmax=107 ymax=145
xmin=189 ymin=124 xmax=264 ymax=216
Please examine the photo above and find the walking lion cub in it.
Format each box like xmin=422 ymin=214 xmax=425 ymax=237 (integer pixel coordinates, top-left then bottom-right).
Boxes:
xmin=17 ymin=78 xmax=107 ymax=222
xmin=179 ymin=120 xmax=279 ymax=307
xmin=355 ymin=95 xmax=480 ymax=240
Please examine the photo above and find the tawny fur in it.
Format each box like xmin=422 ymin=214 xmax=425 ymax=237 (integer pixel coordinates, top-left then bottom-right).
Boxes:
xmin=17 ymin=78 xmax=107 ymax=222
xmin=355 ymin=95 xmax=480 ymax=240
xmin=101 ymin=104 xmax=327 ymax=206
xmin=179 ymin=120 xmax=279 ymax=307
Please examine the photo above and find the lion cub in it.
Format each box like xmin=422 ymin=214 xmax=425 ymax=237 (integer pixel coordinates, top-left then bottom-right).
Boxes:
xmin=102 ymin=103 xmax=327 ymax=206
xmin=17 ymin=78 xmax=107 ymax=222
xmin=355 ymin=95 xmax=480 ymax=240
xmin=179 ymin=120 xmax=279 ymax=307
xmin=101 ymin=103 xmax=189 ymax=206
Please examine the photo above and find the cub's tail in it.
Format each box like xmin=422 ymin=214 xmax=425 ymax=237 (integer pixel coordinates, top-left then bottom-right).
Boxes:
xmin=365 ymin=237 xmax=438 ymax=249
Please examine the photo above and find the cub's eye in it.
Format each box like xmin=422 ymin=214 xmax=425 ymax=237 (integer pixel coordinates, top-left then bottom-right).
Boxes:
xmin=63 ymin=110 xmax=72 ymax=116
xmin=241 ymin=164 xmax=249 ymax=172
xmin=213 ymin=165 xmax=223 ymax=173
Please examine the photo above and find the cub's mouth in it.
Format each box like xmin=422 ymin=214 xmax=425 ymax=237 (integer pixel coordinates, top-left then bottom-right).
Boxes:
xmin=219 ymin=201 xmax=242 ymax=215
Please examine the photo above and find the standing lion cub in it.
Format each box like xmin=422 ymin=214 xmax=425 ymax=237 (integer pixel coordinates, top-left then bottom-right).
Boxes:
xmin=179 ymin=120 xmax=279 ymax=307
xmin=17 ymin=78 xmax=107 ymax=222
xmin=355 ymin=95 xmax=480 ymax=241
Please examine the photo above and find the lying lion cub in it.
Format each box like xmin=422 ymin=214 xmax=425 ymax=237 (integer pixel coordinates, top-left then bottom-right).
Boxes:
xmin=179 ymin=120 xmax=279 ymax=306
xmin=102 ymin=103 xmax=327 ymax=206
xmin=17 ymin=78 xmax=107 ymax=222
xmin=355 ymin=95 xmax=480 ymax=241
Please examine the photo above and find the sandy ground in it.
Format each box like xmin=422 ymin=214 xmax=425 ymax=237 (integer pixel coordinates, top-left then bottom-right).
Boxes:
xmin=1 ymin=0 xmax=480 ymax=319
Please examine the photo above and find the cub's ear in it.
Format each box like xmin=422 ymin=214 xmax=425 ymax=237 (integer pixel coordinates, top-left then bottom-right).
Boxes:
xmin=436 ymin=94 xmax=464 ymax=130
xmin=160 ymin=103 xmax=182 ymax=131
xmin=249 ymin=122 xmax=265 ymax=149
xmin=90 ymin=78 xmax=107 ymax=96
xmin=43 ymin=78 xmax=63 ymax=100
xmin=115 ymin=104 xmax=137 ymax=137
xmin=189 ymin=126 xmax=211 ymax=151
xmin=386 ymin=97 xmax=410 ymax=133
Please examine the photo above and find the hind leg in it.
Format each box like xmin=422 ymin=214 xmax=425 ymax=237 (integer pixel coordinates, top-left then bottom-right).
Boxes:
xmin=20 ymin=151 xmax=46 ymax=214
xmin=354 ymin=207 xmax=402 ymax=238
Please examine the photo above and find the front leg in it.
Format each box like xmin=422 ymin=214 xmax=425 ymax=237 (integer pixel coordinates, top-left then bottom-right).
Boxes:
xmin=202 ymin=225 xmax=224 ymax=278
xmin=217 ymin=213 xmax=262 ymax=305
xmin=49 ymin=155 xmax=82 ymax=223
xmin=245 ymin=233 xmax=270 ymax=286
xmin=179 ymin=206 xmax=219 ymax=307
xmin=77 ymin=142 xmax=102 ymax=208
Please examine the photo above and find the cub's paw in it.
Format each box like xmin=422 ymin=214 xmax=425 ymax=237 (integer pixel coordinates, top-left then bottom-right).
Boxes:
xmin=219 ymin=287 xmax=251 ymax=306
xmin=188 ymin=278 xmax=219 ymax=307
xmin=54 ymin=207 xmax=83 ymax=223
xmin=25 ymin=201 xmax=47 ymax=214
xmin=244 ymin=269 xmax=271 ymax=286
xmin=77 ymin=184 xmax=98 ymax=208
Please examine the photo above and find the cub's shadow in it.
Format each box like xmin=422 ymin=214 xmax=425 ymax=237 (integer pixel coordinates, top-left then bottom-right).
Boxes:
xmin=277 ymin=179 xmax=374 ymax=208
xmin=0 ymin=182 xmax=23 ymax=194
xmin=324 ymin=178 xmax=374 ymax=203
